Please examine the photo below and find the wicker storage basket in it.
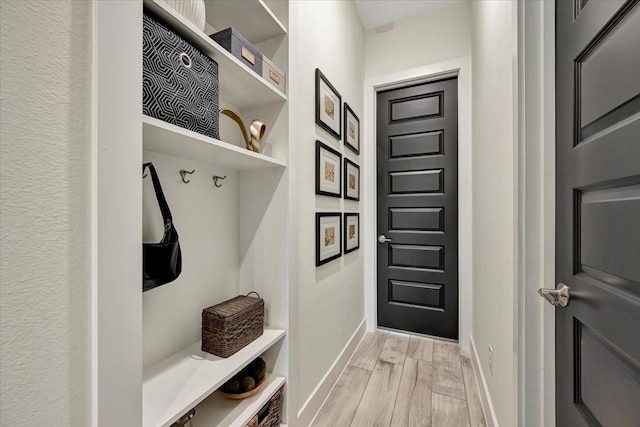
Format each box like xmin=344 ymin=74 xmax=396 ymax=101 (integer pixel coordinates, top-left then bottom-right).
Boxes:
xmin=202 ymin=293 xmax=264 ymax=357
xmin=246 ymin=386 xmax=283 ymax=427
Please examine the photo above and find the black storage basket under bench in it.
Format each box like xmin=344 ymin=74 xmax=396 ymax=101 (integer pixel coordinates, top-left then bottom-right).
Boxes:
xmin=143 ymin=12 xmax=220 ymax=139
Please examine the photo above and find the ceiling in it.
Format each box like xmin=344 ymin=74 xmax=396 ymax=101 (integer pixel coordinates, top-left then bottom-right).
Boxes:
xmin=354 ymin=0 xmax=466 ymax=30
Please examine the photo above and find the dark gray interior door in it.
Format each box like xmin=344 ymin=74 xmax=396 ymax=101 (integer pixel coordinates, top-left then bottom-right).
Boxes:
xmin=376 ymin=77 xmax=458 ymax=339
xmin=555 ymin=0 xmax=640 ymax=425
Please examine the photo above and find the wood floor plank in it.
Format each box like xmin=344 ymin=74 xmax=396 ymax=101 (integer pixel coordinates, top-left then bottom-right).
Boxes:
xmin=390 ymin=358 xmax=433 ymax=427
xmin=349 ymin=331 xmax=388 ymax=371
xmin=311 ymin=365 xmax=371 ymax=427
xmin=461 ymin=357 xmax=487 ymax=427
xmin=432 ymin=341 xmax=466 ymax=400
xmin=432 ymin=360 xmax=466 ymax=400
xmin=432 ymin=392 xmax=470 ymax=427
xmin=350 ymin=361 xmax=403 ymax=427
xmin=379 ymin=334 xmax=410 ymax=365
xmin=433 ymin=340 xmax=460 ymax=365
xmin=407 ymin=335 xmax=434 ymax=362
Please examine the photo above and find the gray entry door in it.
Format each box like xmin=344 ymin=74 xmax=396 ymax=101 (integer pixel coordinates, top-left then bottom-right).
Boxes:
xmin=376 ymin=77 xmax=458 ymax=339
xmin=555 ymin=0 xmax=640 ymax=425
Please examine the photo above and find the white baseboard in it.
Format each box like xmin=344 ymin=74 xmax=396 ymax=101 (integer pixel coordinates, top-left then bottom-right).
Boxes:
xmin=470 ymin=335 xmax=499 ymax=427
xmin=296 ymin=319 xmax=367 ymax=427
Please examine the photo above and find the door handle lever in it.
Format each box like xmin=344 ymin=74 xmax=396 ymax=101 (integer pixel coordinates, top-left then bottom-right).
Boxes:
xmin=378 ymin=234 xmax=392 ymax=243
xmin=538 ymin=283 xmax=570 ymax=307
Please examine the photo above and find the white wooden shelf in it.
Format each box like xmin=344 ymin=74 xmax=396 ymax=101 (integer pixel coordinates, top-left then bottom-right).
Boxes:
xmin=142 ymin=328 xmax=286 ymax=427
xmin=144 ymin=0 xmax=286 ymax=110
xmin=204 ymin=0 xmax=287 ymax=44
xmin=193 ymin=375 xmax=286 ymax=427
xmin=143 ymin=116 xmax=286 ymax=170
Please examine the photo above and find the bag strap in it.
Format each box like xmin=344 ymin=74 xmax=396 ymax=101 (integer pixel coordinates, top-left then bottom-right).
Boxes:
xmin=143 ymin=162 xmax=173 ymax=225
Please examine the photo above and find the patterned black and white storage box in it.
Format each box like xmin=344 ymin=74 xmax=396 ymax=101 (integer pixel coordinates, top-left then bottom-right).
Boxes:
xmin=143 ymin=12 xmax=219 ymax=139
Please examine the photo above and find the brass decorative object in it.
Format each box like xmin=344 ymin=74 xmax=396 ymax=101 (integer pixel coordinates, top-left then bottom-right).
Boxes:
xmin=220 ymin=108 xmax=265 ymax=153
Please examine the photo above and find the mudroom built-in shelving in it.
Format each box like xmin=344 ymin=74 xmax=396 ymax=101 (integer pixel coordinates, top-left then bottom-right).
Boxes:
xmin=140 ymin=0 xmax=290 ymax=426
xmin=143 ymin=0 xmax=287 ymax=109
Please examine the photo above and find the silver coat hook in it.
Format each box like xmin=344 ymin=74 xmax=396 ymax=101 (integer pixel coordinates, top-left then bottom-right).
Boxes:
xmin=179 ymin=169 xmax=195 ymax=183
xmin=212 ymin=175 xmax=227 ymax=188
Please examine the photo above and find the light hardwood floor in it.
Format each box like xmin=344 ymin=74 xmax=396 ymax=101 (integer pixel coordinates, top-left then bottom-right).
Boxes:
xmin=312 ymin=331 xmax=486 ymax=427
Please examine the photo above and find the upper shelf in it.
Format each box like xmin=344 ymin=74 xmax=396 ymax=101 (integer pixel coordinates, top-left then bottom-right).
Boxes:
xmin=204 ymin=0 xmax=287 ymax=44
xmin=144 ymin=0 xmax=286 ymax=110
xmin=142 ymin=328 xmax=286 ymax=427
xmin=143 ymin=116 xmax=286 ymax=170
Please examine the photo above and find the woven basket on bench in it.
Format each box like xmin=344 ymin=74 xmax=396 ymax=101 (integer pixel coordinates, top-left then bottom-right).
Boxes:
xmin=201 ymin=293 xmax=264 ymax=358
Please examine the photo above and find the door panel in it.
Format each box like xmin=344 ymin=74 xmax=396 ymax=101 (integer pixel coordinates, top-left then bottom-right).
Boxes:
xmin=578 ymin=7 xmax=640 ymax=132
xmin=389 ymin=169 xmax=444 ymax=194
xmin=576 ymin=322 xmax=640 ymax=426
xmin=556 ymin=0 xmax=640 ymax=425
xmin=377 ymin=77 xmax=458 ymax=339
xmin=388 ymin=208 xmax=444 ymax=232
xmin=388 ymin=280 xmax=443 ymax=309
xmin=390 ymin=93 xmax=442 ymax=122
xmin=389 ymin=131 xmax=444 ymax=158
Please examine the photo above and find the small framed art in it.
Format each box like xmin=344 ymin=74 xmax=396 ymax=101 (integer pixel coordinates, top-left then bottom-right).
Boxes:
xmin=315 ymin=69 xmax=342 ymax=139
xmin=344 ymin=103 xmax=360 ymax=154
xmin=316 ymin=212 xmax=342 ymax=266
xmin=343 ymin=213 xmax=360 ymax=254
xmin=344 ymin=158 xmax=360 ymax=201
xmin=316 ymin=140 xmax=342 ymax=198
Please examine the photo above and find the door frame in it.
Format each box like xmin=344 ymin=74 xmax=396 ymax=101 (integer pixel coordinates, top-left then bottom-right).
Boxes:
xmin=363 ymin=56 xmax=473 ymax=353
xmin=517 ymin=0 xmax=556 ymax=425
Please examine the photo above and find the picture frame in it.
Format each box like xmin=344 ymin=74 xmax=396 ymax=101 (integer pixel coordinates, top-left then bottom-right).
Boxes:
xmin=343 ymin=158 xmax=360 ymax=201
xmin=316 ymin=140 xmax=342 ymax=198
xmin=316 ymin=212 xmax=342 ymax=266
xmin=343 ymin=213 xmax=360 ymax=254
xmin=343 ymin=103 xmax=360 ymax=154
xmin=315 ymin=68 xmax=342 ymax=139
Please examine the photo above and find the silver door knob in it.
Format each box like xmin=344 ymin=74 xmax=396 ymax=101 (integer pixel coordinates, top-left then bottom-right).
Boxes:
xmin=378 ymin=234 xmax=392 ymax=243
xmin=538 ymin=283 xmax=570 ymax=307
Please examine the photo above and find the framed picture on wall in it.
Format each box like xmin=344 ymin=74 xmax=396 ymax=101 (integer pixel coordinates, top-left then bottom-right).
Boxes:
xmin=316 ymin=140 xmax=342 ymax=198
xmin=343 ymin=213 xmax=360 ymax=254
xmin=344 ymin=103 xmax=360 ymax=154
xmin=316 ymin=212 xmax=342 ymax=266
xmin=315 ymin=68 xmax=342 ymax=139
xmin=344 ymin=158 xmax=360 ymax=201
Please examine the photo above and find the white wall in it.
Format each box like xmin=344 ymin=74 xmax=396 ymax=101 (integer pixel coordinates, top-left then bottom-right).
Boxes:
xmin=364 ymin=1 xmax=471 ymax=79
xmin=470 ymin=1 xmax=518 ymax=426
xmin=0 ymin=0 xmax=93 ymax=424
xmin=518 ymin=1 xmax=556 ymax=425
xmin=288 ymin=0 xmax=365 ymax=424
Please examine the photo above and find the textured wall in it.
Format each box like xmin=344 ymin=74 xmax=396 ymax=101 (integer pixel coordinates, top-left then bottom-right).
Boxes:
xmin=471 ymin=0 xmax=517 ymax=425
xmin=364 ymin=1 xmax=471 ymax=78
xmin=0 ymin=1 xmax=93 ymax=425
xmin=288 ymin=0 xmax=366 ymax=418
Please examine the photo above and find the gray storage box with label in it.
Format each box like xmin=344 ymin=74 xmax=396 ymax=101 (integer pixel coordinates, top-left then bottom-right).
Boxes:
xmin=210 ymin=27 xmax=263 ymax=76
xmin=262 ymin=56 xmax=286 ymax=95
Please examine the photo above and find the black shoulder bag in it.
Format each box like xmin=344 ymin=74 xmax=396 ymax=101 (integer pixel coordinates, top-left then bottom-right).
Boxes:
xmin=143 ymin=162 xmax=182 ymax=292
